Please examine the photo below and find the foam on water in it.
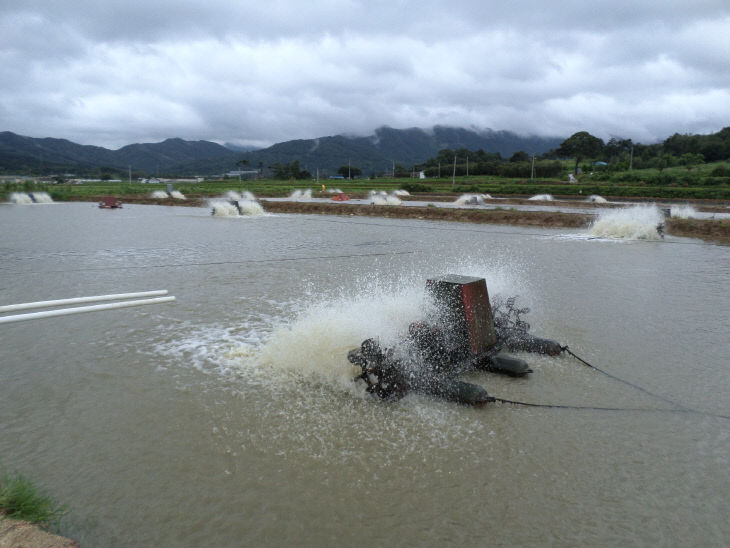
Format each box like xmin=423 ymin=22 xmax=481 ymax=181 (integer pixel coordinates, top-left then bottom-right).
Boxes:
xmin=9 ymin=192 xmax=34 ymax=204
xmin=368 ymin=190 xmax=402 ymax=205
xmin=209 ymin=190 xmax=265 ymax=216
xmin=209 ymin=199 xmax=266 ymax=217
xmin=454 ymin=193 xmax=485 ymax=205
xmin=209 ymin=201 xmax=239 ymax=217
xmin=149 ymin=264 xmax=530 ymax=457
xmin=157 ymin=261 xmax=523 ymax=387
xmin=670 ymin=204 xmax=698 ymax=219
xmin=238 ymin=201 xmax=265 ymax=216
xmin=589 ymin=204 xmax=664 ymax=240
xmin=528 ymin=194 xmax=554 ymax=201
xmin=288 ymin=189 xmax=312 ymax=200
xmin=29 ymin=192 xmax=53 ymax=203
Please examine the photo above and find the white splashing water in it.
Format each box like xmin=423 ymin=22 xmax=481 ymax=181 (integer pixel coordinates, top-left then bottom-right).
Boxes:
xmin=29 ymin=192 xmax=53 ymax=203
xmin=368 ymin=190 xmax=402 ymax=205
xmin=9 ymin=192 xmax=34 ymax=204
xmin=150 ymin=190 xmax=169 ymax=199
xmin=528 ymin=194 xmax=554 ymax=201
xmin=454 ymin=194 xmax=484 ymax=205
xmin=209 ymin=198 xmax=266 ymax=217
xmin=157 ymin=262 xmax=523 ymax=388
xmin=288 ymin=189 xmax=312 ymax=200
xmin=150 ymin=265 xmax=528 ymax=456
xmin=170 ymin=190 xmax=186 ymax=200
xmin=589 ymin=205 xmax=664 ymax=240
xmin=237 ymin=201 xmax=265 ymax=216
xmin=586 ymin=195 xmax=607 ymax=203
xmin=670 ymin=204 xmax=698 ymax=219
xmin=392 ymin=189 xmax=411 ymax=196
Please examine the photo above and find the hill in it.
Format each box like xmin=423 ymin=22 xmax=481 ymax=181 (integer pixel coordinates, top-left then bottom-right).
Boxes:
xmin=0 ymin=132 xmax=235 ymax=174
xmin=170 ymin=126 xmax=562 ymax=176
xmin=0 ymin=127 xmax=562 ymax=176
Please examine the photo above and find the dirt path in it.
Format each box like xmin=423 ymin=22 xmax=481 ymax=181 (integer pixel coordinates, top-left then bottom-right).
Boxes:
xmin=0 ymin=518 xmax=79 ymax=547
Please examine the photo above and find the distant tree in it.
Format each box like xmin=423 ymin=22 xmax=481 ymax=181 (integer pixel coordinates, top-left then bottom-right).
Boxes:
xmin=679 ymin=152 xmax=704 ymax=168
xmin=393 ymin=164 xmax=409 ymax=177
xmin=509 ymin=151 xmax=529 ymax=163
xmin=337 ymin=165 xmax=362 ymax=178
xmin=271 ymin=160 xmax=310 ymax=180
xmin=557 ymin=131 xmax=605 ymax=174
xmin=604 ymin=137 xmax=633 ymax=163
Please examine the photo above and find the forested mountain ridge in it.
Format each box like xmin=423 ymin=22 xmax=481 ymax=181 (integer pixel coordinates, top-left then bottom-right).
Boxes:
xmin=2 ymin=126 xmax=728 ymax=178
xmin=0 ymin=126 xmax=562 ymax=176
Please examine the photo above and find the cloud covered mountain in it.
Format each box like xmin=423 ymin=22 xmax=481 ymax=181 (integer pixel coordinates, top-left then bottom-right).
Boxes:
xmin=1 ymin=126 xmax=562 ymax=176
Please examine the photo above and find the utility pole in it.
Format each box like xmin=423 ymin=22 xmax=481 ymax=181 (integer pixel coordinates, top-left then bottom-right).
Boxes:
xmin=452 ymin=155 xmax=457 ymax=190
xmin=629 ymin=145 xmax=634 ymax=170
xmin=128 ymin=165 xmax=131 ymax=184
xmin=531 ymin=153 xmax=536 ymax=180
xmin=466 ymin=156 xmax=469 ymax=177
xmin=348 ymin=159 xmax=351 ymax=180
xmin=438 ymin=162 xmax=441 ymax=178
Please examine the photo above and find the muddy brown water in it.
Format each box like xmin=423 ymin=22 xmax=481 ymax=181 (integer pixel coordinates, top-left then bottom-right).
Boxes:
xmin=1 ymin=202 xmax=728 ymax=546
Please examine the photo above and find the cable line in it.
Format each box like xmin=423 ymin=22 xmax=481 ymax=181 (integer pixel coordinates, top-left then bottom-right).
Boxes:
xmin=491 ymin=346 xmax=729 ymax=420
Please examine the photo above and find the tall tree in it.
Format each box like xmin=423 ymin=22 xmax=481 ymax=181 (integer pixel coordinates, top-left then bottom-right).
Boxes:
xmin=337 ymin=165 xmax=362 ymax=178
xmin=557 ymin=131 xmax=604 ymax=174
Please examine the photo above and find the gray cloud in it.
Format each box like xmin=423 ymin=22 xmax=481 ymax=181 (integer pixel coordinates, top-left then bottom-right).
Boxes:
xmin=1 ymin=1 xmax=729 ymax=148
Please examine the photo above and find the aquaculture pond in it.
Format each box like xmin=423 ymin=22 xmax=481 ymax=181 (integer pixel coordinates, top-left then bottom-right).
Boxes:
xmin=1 ymin=201 xmax=728 ymax=546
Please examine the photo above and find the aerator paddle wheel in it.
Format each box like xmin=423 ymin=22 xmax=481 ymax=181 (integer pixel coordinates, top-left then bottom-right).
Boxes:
xmin=347 ymin=275 xmax=561 ymax=405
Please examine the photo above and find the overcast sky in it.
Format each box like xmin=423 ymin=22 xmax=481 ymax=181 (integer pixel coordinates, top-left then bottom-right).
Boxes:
xmin=1 ymin=1 xmax=729 ymax=149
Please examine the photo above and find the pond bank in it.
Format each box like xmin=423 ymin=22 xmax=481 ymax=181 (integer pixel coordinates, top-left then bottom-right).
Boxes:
xmin=0 ymin=517 xmax=79 ymax=547
xmin=68 ymin=195 xmax=730 ymax=244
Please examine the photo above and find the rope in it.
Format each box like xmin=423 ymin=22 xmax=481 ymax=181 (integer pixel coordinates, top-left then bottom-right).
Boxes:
xmin=491 ymin=346 xmax=730 ymax=420
xmin=491 ymin=397 xmax=690 ymax=414
xmin=561 ymin=346 xmax=693 ymax=412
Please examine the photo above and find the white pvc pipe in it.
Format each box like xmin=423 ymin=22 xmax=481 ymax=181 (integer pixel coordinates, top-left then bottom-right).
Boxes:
xmin=0 ymin=290 xmax=168 ymax=313
xmin=0 ymin=296 xmax=176 ymax=324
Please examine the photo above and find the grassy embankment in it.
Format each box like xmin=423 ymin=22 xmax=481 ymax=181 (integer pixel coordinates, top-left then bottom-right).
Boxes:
xmin=4 ymin=163 xmax=729 ymax=243
xmin=3 ymin=160 xmax=730 ymax=201
xmin=0 ymin=468 xmax=68 ymax=527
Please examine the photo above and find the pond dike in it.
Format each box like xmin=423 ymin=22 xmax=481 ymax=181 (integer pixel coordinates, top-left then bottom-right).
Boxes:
xmin=0 ymin=518 xmax=79 ymax=547
xmin=67 ymin=195 xmax=730 ymax=244
xmin=259 ymin=200 xmax=593 ymax=227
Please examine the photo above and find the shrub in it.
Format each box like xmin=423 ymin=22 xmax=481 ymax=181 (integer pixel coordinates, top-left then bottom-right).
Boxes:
xmin=611 ymin=172 xmax=641 ymax=183
xmin=401 ymin=182 xmax=433 ymax=193
xmin=646 ymin=172 xmax=677 ymax=186
xmin=0 ymin=469 xmax=68 ymax=526
xmin=455 ymin=184 xmax=480 ymax=192
xmin=710 ymin=164 xmax=730 ymax=177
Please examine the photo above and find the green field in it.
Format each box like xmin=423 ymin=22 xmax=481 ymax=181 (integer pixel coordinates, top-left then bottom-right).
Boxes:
xmin=4 ymin=161 xmax=730 ymax=201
